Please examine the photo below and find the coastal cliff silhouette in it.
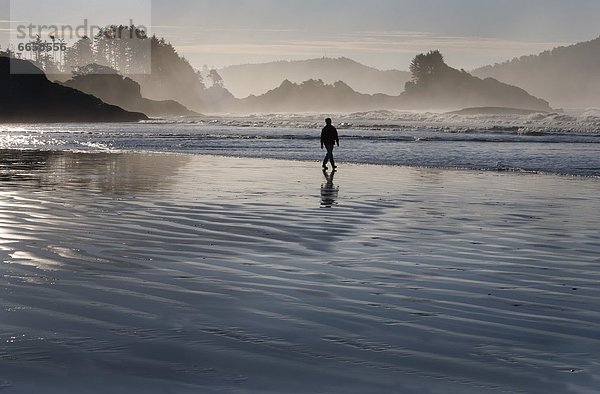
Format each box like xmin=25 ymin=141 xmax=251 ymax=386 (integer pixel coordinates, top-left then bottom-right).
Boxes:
xmin=0 ymin=57 xmax=147 ymax=122
xmin=63 ymin=64 xmax=197 ymax=117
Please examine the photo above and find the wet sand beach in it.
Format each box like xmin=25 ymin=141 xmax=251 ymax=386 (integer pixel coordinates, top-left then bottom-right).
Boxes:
xmin=1 ymin=151 xmax=599 ymax=393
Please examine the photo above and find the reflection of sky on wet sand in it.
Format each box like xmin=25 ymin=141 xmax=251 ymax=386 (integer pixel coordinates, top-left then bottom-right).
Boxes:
xmin=0 ymin=150 xmax=192 ymax=193
xmin=0 ymin=151 xmax=192 ymax=270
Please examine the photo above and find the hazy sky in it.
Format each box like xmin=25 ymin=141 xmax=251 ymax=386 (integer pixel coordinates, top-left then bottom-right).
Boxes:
xmin=2 ymin=0 xmax=600 ymax=70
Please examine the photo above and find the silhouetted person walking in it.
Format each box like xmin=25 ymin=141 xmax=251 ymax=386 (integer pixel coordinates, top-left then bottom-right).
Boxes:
xmin=321 ymin=118 xmax=339 ymax=170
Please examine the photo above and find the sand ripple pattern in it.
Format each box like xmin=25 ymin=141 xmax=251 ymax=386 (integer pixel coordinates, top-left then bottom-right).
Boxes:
xmin=1 ymin=152 xmax=599 ymax=393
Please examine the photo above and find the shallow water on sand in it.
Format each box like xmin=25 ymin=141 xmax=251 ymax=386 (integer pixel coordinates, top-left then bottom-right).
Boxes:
xmin=1 ymin=152 xmax=600 ymax=393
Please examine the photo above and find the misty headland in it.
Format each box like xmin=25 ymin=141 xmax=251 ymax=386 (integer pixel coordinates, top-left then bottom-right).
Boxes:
xmin=7 ymin=26 xmax=600 ymax=120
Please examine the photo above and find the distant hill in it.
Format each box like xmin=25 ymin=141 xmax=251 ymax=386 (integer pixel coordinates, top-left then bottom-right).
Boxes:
xmin=218 ymin=57 xmax=410 ymax=98
xmin=472 ymin=37 xmax=600 ymax=108
xmin=223 ymin=53 xmax=550 ymax=113
xmin=401 ymin=51 xmax=551 ymax=111
xmin=237 ymin=79 xmax=397 ymax=113
xmin=0 ymin=57 xmax=147 ymax=123
xmin=63 ymin=64 xmax=197 ymax=117
xmin=233 ymin=52 xmax=551 ymax=114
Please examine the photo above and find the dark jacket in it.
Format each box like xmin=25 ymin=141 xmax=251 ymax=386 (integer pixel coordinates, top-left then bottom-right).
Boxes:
xmin=321 ymin=125 xmax=339 ymax=146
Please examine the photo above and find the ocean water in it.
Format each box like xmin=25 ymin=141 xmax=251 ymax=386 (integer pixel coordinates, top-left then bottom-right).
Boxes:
xmin=1 ymin=110 xmax=600 ymax=176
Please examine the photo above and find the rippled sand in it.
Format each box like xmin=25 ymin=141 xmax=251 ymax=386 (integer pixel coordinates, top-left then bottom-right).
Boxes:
xmin=1 ymin=151 xmax=599 ymax=393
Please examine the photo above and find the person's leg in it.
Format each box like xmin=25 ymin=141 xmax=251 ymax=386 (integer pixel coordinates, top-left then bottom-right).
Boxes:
xmin=327 ymin=144 xmax=336 ymax=168
xmin=323 ymin=144 xmax=334 ymax=168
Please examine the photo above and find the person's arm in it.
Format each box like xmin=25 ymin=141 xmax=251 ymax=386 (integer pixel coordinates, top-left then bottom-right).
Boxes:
xmin=335 ymin=127 xmax=340 ymax=147
xmin=321 ymin=129 xmax=325 ymax=149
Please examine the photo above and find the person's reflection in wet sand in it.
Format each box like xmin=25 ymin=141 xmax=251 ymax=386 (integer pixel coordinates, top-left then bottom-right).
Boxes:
xmin=320 ymin=169 xmax=339 ymax=208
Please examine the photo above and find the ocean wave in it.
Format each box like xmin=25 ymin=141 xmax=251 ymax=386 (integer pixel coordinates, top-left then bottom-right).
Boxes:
xmin=2 ymin=120 xmax=600 ymax=176
xmin=139 ymin=111 xmax=600 ymax=134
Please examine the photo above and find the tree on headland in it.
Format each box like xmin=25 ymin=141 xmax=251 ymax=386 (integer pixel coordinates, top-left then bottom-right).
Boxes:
xmin=64 ymin=36 xmax=94 ymax=73
xmin=208 ymin=69 xmax=224 ymax=88
xmin=91 ymin=25 xmax=149 ymax=74
xmin=406 ymin=50 xmax=446 ymax=91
